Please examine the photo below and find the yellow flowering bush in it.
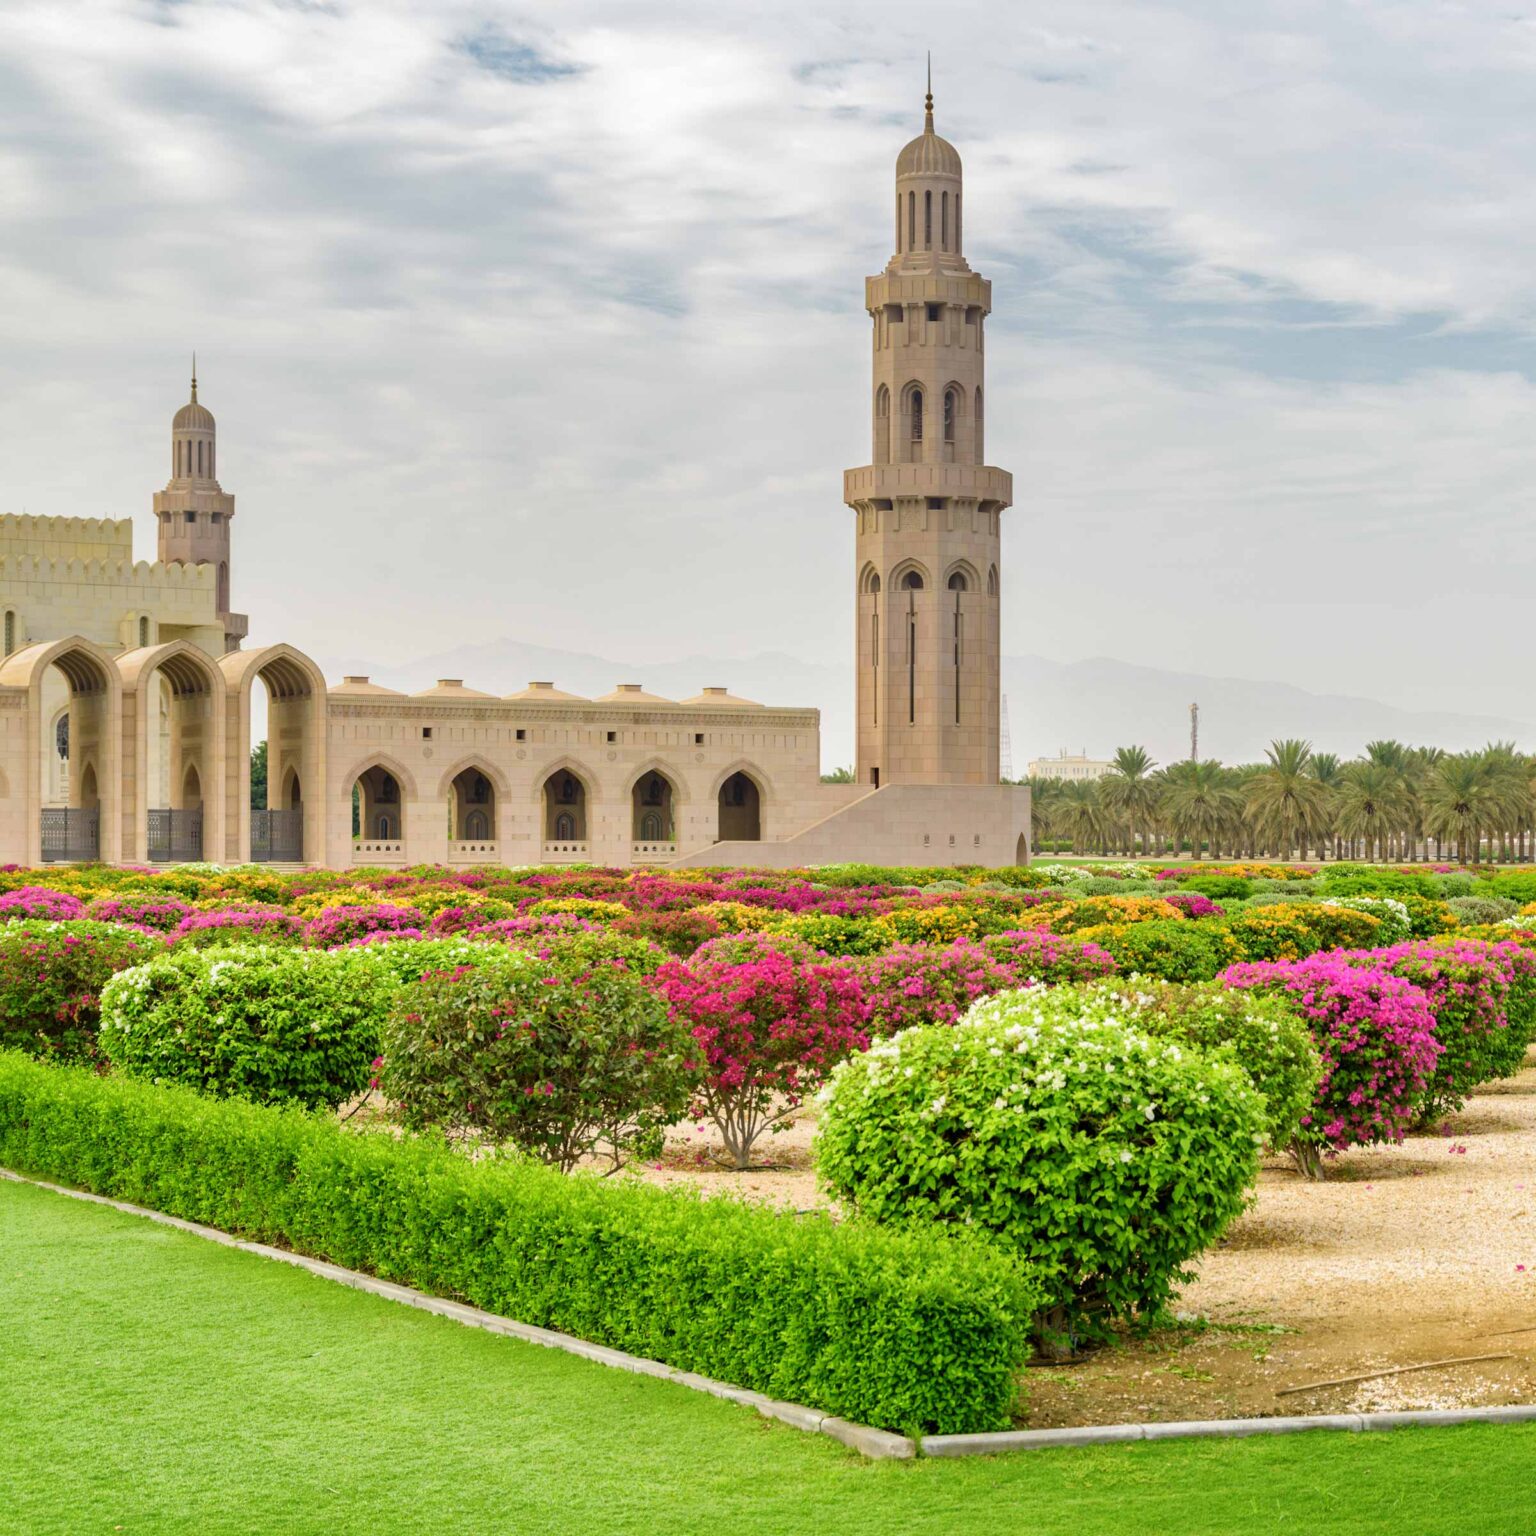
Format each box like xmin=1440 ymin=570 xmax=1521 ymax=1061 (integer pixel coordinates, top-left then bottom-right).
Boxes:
xmin=526 ymin=898 xmax=629 ymax=923
xmin=694 ymin=900 xmax=781 ymax=933
xmin=1043 ymin=896 xmax=1183 ymax=934
xmin=870 ymin=904 xmax=985 ymax=946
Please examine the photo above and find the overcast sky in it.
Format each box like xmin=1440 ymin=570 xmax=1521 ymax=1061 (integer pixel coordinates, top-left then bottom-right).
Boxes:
xmin=4 ymin=0 xmax=1536 ymax=724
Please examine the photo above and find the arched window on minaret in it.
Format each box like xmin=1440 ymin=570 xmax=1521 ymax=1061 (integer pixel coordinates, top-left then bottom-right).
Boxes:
xmin=949 ymin=571 xmax=967 ymax=724
xmin=138 ymin=616 xmax=149 ymax=648
xmin=974 ymin=386 xmax=984 ymax=462
xmin=874 ymin=385 xmax=890 ymax=463
xmin=901 ymin=571 xmax=923 ymax=724
xmin=197 ymin=441 xmax=204 ymax=477
xmin=941 ymin=190 xmax=949 ymax=250
xmin=895 ymin=194 xmax=902 ymax=253
xmin=956 ymin=193 xmax=962 ymax=252
xmin=907 ymin=192 xmax=915 ymax=251
xmin=905 ymin=385 xmax=924 ymax=461
xmin=943 ymin=387 xmax=959 ymax=462
xmin=924 ymin=190 xmax=932 ymax=249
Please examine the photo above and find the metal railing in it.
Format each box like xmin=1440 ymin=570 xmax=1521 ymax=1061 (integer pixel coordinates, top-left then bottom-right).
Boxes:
xmin=148 ymin=808 xmax=204 ymax=864
xmin=41 ymin=808 xmax=99 ymax=864
xmin=252 ymin=808 xmax=304 ymax=863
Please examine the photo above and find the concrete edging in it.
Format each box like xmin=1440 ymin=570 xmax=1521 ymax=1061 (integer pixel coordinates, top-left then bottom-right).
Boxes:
xmin=10 ymin=1167 xmax=1536 ymax=1461
xmin=0 ymin=1168 xmax=915 ymax=1461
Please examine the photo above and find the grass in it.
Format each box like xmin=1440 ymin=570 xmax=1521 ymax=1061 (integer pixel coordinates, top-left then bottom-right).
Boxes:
xmin=3 ymin=1179 xmax=1532 ymax=1536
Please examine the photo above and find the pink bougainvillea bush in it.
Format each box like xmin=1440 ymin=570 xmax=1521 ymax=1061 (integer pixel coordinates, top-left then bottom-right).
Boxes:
xmin=1338 ymin=939 xmax=1536 ymax=1122
xmin=84 ymin=894 xmax=195 ymax=932
xmin=174 ymin=909 xmax=305 ymax=949
xmin=849 ymin=938 xmax=1025 ymax=1036
xmin=652 ymin=945 xmax=870 ymax=1168
xmin=1159 ymin=890 xmax=1225 ymax=919
xmin=1220 ymin=954 xmax=1441 ymax=1177
xmin=303 ymin=903 xmax=423 ymax=949
xmin=0 ymin=887 xmax=85 ymax=923
xmin=979 ymin=928 xmax=1119 ymax=986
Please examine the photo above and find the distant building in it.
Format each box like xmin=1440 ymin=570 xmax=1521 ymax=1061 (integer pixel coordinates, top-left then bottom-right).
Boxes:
xmin=1027 ymin=750 xmax=1114 ymax=783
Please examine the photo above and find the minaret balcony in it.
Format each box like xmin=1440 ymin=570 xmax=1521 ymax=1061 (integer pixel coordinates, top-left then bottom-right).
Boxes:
xmin=844 ymin=462 xmax=1012 ymax=508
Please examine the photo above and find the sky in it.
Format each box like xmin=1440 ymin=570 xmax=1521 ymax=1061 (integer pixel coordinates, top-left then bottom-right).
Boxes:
xmin=4 ymin=0 xmax=1536 ymax=732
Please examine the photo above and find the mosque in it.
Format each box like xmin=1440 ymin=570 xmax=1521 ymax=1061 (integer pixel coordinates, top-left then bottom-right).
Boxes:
xmin=0 ymin=90 xmax=1030 ymax=871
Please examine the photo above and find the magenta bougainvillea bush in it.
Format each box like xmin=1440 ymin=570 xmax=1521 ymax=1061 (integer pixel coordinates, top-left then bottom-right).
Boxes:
xmin=84 ymin=895 xmax=195 ymax=932
xmin=0 ymin=887 xmax=85 ymax=922
xmin=653 ymin=945 xmax=869 ymax=1167
xmin=851 ymin=938 xmax=1026 ymax=1036
xmin=303 ymin=903 xmax=423 ymax=949
xmin=979 ymin=928 xmax=1119 ymax=986
xmin=1220 ymin=954 xmax=1441 ymax=1175
xmin=174 ymin=909 xmax=305 ymax=949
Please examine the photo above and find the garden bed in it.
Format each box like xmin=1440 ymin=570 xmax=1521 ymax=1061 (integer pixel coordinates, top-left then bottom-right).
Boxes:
xmin=623 ymin=1052 xmax=1536 ymax=1428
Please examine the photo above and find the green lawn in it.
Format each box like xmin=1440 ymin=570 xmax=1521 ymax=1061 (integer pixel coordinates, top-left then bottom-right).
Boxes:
xmin=3 ymin=1178 xmax=1531 ymax=1536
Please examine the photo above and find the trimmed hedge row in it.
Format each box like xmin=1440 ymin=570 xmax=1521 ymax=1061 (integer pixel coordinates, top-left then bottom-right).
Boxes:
xmin=0 ymin=1051 xmax=1039 ymax=1435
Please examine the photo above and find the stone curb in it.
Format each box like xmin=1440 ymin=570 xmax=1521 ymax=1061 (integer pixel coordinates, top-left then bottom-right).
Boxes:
xmin=0 ymin=1169 xmax=917 ymax=1460
xmin=921 ymin=1405 xmax=1536 ymax=1457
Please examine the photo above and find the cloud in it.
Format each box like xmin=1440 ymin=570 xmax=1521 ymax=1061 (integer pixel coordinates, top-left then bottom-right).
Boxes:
xmin=0 ymin=0 xmax=1533 ymax=755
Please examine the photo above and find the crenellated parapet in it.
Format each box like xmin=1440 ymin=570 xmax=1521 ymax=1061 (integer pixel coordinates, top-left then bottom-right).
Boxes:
xmin=0 ymin=515 xmax=134 ymax=562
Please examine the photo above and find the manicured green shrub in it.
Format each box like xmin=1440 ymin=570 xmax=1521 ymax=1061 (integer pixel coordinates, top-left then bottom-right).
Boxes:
xmin=1315 ymin=868 xmax=1440 ymax=899
xmin=383 ymin=949 xmax=695 ymax=1171
xmin=1476 ymin=873 xmax=1536 ymax=904
xmin=1176 ymin=875 xmax=1252 ymax=901
xmin=0 ymin=921 xmax=165 ymax=1062
xmin=0 ymin=1052 xmax=1038 ymax=1434
xmin=1078 ymin=919 xmax=1236 ymax=982
xmin=773 ymin=912 xmax=889 ymax=956
xmin=1446 ymin=896 xmax=1519 ymax=926
xmin=815 ymin=993 xmax=1264 ymax=1343
xmin=1063 ymin=979 xmax=1320 ymax=1149
xmin=99 ymin=946 xmax=394 ymax=1110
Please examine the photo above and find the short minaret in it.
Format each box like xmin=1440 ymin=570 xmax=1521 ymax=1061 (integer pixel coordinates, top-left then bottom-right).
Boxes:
xmin=153 ymin=362 xmax=247 ymax=649
xmin=843 ymin=78 xmax=1012 ymax=787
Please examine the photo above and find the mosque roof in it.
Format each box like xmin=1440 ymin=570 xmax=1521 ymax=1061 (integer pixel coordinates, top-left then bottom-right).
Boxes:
xmin=330 ymin=675 xmax=405 ymax=697
xmin=896 ymin=89 xmax=961 ymax=179
xmin=412 ymin=679 xmax=498 ymax=700
xmin=504 ymin=681 xmax=589 ymax=702
xmin=595 ymin=684 xmax=674 ymax=705
xmin=678 ymin=687 xmax=763 ymax=708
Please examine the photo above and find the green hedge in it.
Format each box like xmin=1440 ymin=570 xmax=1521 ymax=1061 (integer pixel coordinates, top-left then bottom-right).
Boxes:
xmin=0 ymin=1052 xmax=1039 ymax=1435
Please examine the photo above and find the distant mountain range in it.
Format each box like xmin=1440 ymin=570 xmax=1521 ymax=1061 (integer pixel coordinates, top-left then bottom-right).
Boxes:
xmin=331 ymin=637 xmax=1534 ymax=773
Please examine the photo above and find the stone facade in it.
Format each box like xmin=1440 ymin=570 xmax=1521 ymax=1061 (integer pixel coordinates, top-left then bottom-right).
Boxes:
xmin=0 ymin=94 xmax=1028 ymax=871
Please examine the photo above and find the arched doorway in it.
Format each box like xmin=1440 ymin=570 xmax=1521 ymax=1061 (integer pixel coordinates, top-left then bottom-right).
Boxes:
xmin=0 ymin=638 xmax=123 ymax=864
xmin=631 ymin=770 xmax=676 ymax=858
xmin=718 ymin=771 xmax=762 ymax=842
xmin=125 ymin=645 xmax=221 ymax=864
xmin=542 ymin=769 xmax=588 ymax=860
xmin=354 ymin=765 xmax=404 ymax=856
xmin=450 ymin=765 xmax=497 ymax=855
xmin=223 ymin=645 xmax=325 ymax=864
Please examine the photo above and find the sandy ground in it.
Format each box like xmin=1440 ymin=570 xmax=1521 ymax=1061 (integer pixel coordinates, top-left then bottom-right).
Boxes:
xmin=619 ymin=1054 xmax=1536 ymax=1426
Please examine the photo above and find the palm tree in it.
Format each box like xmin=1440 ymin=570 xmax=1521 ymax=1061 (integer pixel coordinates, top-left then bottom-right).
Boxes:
xmin=1160 ymin=760 xmax=1241 ymax=861
xmin=1099 ymin=745 xmax=1160 ymax=858
xmin=1245 ymin=739 xmax=1333 ymax=861
xmin=1057 ymin=779 xmax=1110 ymax=855
xmin=1334 ymin=762 xmax=1409 ymax=862
xmin=1421 ymin=754 xmax=1507 ymax=864
xmin=1027 ymin=776 xmax=1065 ymax=855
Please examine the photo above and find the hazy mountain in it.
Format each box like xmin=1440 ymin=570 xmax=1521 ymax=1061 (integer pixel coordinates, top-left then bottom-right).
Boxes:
xmin=330 ymin=637 xmax=1534 ymax=773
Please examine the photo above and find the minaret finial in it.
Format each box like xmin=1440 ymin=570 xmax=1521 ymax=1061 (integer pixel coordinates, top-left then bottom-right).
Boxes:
xmin=191 ymin=352 xmax=198 ymax=404
xmin=924 ymin=52 xmax=934 ymax=130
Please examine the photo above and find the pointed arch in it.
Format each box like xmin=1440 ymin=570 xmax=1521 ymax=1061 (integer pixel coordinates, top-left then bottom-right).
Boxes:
xmin=900 ymin=380 xmax=925 ymax=461
xmin=889 ymin=559 xmax=931 ymax=592
xmin=943 ymin=559 xmax=980 ymax=592
xmin=987 ymin=563 xmax=999 ymax=597
xmin=859 ymin=562 xmax=882 ymax=595
xmin=874 ymin=383 xmax=890 ymax=464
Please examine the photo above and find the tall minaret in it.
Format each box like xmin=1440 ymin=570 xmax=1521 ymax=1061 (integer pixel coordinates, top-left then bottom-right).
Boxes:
xmin=844 ymin=75 xmax=1012 ymax=787
xmin=153 ymin=362 xmax=247 ymax=650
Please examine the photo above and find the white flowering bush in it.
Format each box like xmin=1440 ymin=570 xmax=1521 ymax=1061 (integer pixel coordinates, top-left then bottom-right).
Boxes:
xmin=1320 ymin=897 xmax=1412 ymax=946
xmin=99 ymin=945 xmax=396 ymax=1109
xmin=1055 ymin=979 xmax=1320 ymax=1150
xmin=814 ymin=990 xmax=1264 ymax=1345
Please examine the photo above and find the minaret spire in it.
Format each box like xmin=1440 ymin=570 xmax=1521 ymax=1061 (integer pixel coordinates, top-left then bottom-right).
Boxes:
xmin=191 ymin=352 xmax=198 ymax=404
xmin=925 ymin=53 xmax=934 ymax=131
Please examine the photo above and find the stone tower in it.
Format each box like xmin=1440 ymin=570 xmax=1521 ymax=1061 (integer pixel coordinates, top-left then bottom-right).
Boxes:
xmin=844 ymin=82 xmax=1012 ymax=787
xmin=153 ymin=363 xmax=246 ymax=649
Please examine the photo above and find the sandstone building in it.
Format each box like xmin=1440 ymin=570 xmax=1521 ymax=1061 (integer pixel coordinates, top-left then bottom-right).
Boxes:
xmin=0 ymin=93 xmax=1029 ymax=871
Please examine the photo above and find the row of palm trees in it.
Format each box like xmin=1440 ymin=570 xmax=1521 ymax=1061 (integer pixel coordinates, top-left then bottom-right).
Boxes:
xmin=1024 ymin=741 xmax=1536 ymax=863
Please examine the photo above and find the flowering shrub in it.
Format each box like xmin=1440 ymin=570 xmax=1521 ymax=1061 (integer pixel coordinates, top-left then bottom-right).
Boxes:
xmin=773 ymin=912 xmax=890 ymax=956
xmin=1042 ymin=895 xmax=1183 ymax=934
xmin=382 ymin=949 xmax=696 ymax=1171
xmin=0 ymin=920 xmax=164 ymax=1061
xmin=1062 ymin=979 xmax=1320 ymax=1150
xmin=1160 ymin=891 xmax=1224 ymax=919
xmin=1447 ymin=895 xmax=1520 ymax=927
xmin=304 ymin=903 xmax=424 ymax=949
xmin=526 ymin=897 xmax=630 ymax=924
xmin=1220 ymin=955 xmax=1441 ymax=1175
xmin=1073 ymin=918 xmax=1239 ymax=983
xmin=1318 ymin=897 xmax=1411 ymax=946
xmin=0 ymin=887 xmax=85 ymax=922
xmin=99 ymin=946 xmax=395 ymax=1109
xmin=850 ymin=939 xmax=1024 ymax=1036
xmin=815 ymin=995 xmax=1263 ymax=1343
xmin=611 ymin=906 xmax=725 ymax=956
xmin=653 ymin=946 xmax=869 ymax=1167
xmin=870 ymin=904 xmax=993 ymax=946
xmin=1221 ymin=906 xmax=1323 ymax=963
xmin=979 ymin=928 xmax=1119 ymax=985
xmin=174 ymin=908 xmax=305 ymax=949
xmin=84 ymin=894 xmax=195 ymax=932
xmin=1343 ymin=939 xmax=1530 ymax=1121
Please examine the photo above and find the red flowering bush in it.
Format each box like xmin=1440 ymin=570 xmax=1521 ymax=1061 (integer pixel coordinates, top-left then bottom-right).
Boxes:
xmin=849 ymin=939 xmax=1024 ymax=1036
xmin=1160 ymin=891 xmax=1224 ymax=919
xmin=1220 ymin=955 xmax=1441 ymax=1176
xmin=382 ymin=949 xmax=696 ymax=1170
xmin=612 ymin=905 xmax=726 ymax=956
xmin=980 ymin=928 xmax=1119 ymax=985
xmin=84 ymin=894 xmax=194 ymax=932
xmin=0 ymin=920 xmax=164 ymax=1061
xmin=652 ymin=947 xmax=870 ymax=1167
